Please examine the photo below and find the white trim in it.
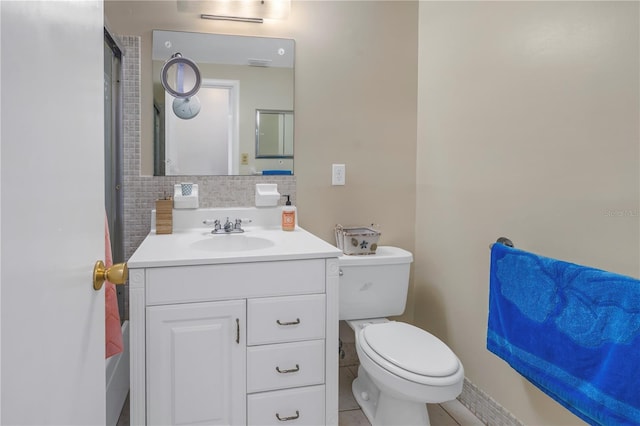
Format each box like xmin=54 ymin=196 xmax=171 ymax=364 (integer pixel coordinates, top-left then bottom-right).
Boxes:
xmin=129 ymin=272 xmax=146 ymax=426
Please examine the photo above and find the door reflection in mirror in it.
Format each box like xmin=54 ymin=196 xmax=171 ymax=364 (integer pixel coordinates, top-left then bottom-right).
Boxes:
xmin=161 ymin=79 xmax=239 ymax=176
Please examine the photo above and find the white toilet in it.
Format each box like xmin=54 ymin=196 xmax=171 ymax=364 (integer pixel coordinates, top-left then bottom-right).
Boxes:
xmin=339 ymin=246 xmax=464 ymax=426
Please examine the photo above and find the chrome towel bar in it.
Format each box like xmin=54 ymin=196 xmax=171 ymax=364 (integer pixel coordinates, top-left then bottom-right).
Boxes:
xmin=489 ymin=237 xmax=514 ymax=250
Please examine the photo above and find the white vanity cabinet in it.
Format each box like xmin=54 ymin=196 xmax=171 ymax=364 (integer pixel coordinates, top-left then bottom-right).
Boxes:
xmin=128 ymin=255 xmax=340 ymax=426
xmin=146 ymin=300 xmax=247 ymax=425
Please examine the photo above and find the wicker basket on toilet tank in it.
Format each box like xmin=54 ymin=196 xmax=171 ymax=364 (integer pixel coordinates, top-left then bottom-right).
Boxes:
xmin=335 ymin=224 xmax=381 ymax=255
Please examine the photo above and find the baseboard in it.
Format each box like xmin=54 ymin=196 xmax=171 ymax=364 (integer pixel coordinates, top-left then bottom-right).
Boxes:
xmin=458 ymin=377 xmax=524 ymax=426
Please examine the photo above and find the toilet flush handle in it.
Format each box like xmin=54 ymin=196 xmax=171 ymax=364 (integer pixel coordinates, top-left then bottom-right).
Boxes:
xmin=339 ymin=268 xmax=343 ymax=276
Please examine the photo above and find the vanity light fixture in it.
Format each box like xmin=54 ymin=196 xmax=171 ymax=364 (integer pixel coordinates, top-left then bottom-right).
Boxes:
xmin=200 ymin=14 xmax=264 ymax=23
xmin=247 ymin=58 xmax=272 ymax=67
xmin=179 ymin=0 xmax=291 ymax=24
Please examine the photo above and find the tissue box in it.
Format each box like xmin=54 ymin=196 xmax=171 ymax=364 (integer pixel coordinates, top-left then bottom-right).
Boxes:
xmin=173 ymin=183 xmax=199 ymax=209
xmin=335 ymin=225 xmax=381 ymax=255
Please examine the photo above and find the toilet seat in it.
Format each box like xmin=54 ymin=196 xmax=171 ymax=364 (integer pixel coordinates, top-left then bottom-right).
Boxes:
xmin=358 ymin=321 xmax=462 ymax=386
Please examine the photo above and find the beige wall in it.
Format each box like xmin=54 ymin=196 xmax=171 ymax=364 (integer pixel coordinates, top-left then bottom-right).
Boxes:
xmin=416 ymin=2 xmax=639 ymax=425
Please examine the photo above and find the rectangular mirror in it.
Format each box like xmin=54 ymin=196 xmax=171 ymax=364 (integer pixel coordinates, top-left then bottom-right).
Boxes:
xmin=152 ymin=30 xmax=295 ymax=176
xmin=256 ymin=109 xmax=294 ymax=158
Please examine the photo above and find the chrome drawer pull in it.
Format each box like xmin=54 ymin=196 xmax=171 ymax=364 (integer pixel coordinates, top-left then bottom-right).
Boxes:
xmin=276 ymin=410 xmax=300 ymax=421
xmin=276 ymin=318 xmax=301 ymax=326
xmin=275 ymin=364 xmax=300 ymax=374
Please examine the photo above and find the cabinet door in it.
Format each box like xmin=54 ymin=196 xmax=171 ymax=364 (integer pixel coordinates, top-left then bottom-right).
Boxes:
xmin=147 ymin=300 xmax=246 ymax=425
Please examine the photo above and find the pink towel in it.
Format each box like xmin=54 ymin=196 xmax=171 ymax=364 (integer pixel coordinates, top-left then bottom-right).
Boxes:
xmin=105 ymin=215 xmax=124 ymax=358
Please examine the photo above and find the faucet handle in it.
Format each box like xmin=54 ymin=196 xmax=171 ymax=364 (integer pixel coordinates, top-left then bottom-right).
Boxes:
xmin=235 ymin=218 xmax=252 ymax=228
xmin=203 ymin=219 xmax=222 ymax=231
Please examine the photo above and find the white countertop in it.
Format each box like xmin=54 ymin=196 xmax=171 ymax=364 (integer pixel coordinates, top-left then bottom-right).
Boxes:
xmin=128 ymin=225 xmax=342 ymax=268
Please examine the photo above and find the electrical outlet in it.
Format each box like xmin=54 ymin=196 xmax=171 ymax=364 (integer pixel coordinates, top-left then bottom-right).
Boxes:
xmin=332 ymin=164 xmax=346 ymax=186
xmin=241 ymin=153 xmax=249 ymax=165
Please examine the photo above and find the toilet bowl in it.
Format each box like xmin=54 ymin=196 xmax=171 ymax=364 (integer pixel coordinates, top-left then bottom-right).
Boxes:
xmin=347 ymin=319 xmax=464 ymax=425
xmin=339 ymin=247 xmax=464 ymax=426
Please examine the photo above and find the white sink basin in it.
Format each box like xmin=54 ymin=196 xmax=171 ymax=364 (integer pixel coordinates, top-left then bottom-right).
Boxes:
xmin=190 ymin=234 xmax=275 ymax=252
xmin=128 ymin=207 xmax=342 ymax=267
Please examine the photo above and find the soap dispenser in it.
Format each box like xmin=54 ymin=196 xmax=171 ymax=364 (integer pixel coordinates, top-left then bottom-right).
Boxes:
xmin=281 ymin=195 xmax=296 ymax=231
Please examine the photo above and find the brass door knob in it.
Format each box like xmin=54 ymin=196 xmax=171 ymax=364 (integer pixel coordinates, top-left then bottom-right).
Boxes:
xmin=93 ymin=261 xmax=128 ymax=291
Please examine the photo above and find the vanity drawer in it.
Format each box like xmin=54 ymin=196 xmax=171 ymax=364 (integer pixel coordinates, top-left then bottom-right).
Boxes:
xmin=247 ymin=340 xmax=325 ymax=393
xmin=247 ymin=385 xmax=325 ymax=426
xmin=146 ymin=259 xmax=325 ymax=305
xmin=247 ymin=294 xmax=325 ymax=345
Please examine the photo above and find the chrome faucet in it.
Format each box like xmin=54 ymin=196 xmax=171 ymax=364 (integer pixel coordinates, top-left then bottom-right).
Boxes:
xmin=203 ymin=218 xmax=252 ymax=234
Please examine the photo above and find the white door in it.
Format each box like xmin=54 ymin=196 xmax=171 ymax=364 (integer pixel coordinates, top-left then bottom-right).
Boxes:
xmin=1 ymin=1 xmax=105 ymax=425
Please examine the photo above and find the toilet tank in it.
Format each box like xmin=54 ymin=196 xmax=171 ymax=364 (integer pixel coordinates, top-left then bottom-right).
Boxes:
xmin=338 ymin=246 xmax=413 ymax=320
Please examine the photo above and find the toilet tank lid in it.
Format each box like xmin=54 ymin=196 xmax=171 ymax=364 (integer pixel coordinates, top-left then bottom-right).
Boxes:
xmin=338 ymin=246 xmax=413 ymax=266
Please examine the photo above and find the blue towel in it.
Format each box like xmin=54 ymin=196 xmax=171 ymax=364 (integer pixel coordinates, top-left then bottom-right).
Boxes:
xmin=487 ymin=243 xmax=640 ymax=425
xmin=262 ymin=170 xmax=292 ymax=175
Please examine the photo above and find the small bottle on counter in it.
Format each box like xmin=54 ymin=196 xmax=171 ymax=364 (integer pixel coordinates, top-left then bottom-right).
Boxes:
xmin=281 ymin=195 xmax=296 ymax=231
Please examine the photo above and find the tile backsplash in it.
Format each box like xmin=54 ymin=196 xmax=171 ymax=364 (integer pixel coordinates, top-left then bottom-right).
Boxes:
xmin=120 ymin=36 xmax=296 ymax=260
